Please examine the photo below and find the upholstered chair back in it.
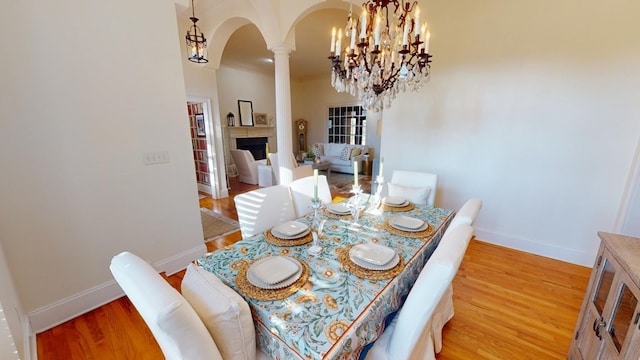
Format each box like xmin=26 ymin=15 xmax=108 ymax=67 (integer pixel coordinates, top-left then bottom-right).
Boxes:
xmin=234 ymin=185 xmax=296 ymax=238
xmin=109 ymin=252 xmax=222 ymax=360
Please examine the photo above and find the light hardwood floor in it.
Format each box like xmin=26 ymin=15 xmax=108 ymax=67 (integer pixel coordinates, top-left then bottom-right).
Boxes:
xmin=37 ymin=178 xmax=592 ymax=359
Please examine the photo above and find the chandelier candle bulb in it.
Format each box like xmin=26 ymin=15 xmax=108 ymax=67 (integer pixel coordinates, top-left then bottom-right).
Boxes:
xmin=374 ymin=13 xmax=381 ymax=46
xmin=360 ymin=9 xmax=367 ymax=39
xmin=425 ymin=30 xmax=431 ymax=53
xmin=414 ymin=7 xmax=420 ymax=36
xmin=336 ymin=29 xmax=343 ymax=55
xmin=402 ymin=22 xmax=409 ymax=46
xmin=350 ymin=27 xmax=356 ymax=50
xmin=330 ymin=27 xmax=336 ymax=53
xmin=354 ymin=161 xmax=359 ymax=187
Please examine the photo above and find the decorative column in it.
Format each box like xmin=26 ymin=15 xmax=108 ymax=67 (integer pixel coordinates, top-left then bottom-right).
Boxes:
xmin=270 ymin=42 xmax=295 ymax=185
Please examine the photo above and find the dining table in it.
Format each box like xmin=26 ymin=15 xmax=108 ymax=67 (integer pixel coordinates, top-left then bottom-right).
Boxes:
xmin=198 ymin=194 xmax=454 ymax=360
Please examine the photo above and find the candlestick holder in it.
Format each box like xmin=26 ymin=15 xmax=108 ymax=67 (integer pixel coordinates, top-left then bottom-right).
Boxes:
xmin=310 ymin=197 xmax=322 ymax=222
xmin=374 ymin=176 xmax=385 ymax=208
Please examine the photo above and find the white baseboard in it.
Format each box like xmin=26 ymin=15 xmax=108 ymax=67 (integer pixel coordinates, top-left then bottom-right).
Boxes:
xmin=28 ymin=244 xmax=207 ymax=333
xmin=474 ymin=227 xmax=596 ymax=268
xmin=197 ymin=183 xmax=212 ymax=195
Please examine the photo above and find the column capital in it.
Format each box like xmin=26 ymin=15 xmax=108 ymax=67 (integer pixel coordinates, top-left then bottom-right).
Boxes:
xmin=268 ymin=42 xmax=295 ymax=56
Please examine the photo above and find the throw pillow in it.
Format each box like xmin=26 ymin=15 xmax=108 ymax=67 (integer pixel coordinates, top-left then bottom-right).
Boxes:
xmin=350 ymin=147 xmax=362 ymax=159
xmin=388 ymin=183 xmax=431 ymax=205
xmin=181 ymin=264 xmax=256 ymax=360
xmin=311 ymin=143 xmax=324 ymax=157
xmin=340 ymin=145 xmax=352 ymax=161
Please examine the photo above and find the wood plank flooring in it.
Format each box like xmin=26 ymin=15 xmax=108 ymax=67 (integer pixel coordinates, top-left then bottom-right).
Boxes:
xmin=37 ymin=178 xmax=592 ymax=359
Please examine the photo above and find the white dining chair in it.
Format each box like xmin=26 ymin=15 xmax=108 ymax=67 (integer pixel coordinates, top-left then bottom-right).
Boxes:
xmin=447 ymin=198 xmax=483 ymax=231
xmin=269 ymin=152 xmax=313 ymax=185
xmin=288 ymin=174 xmax=332 ymax=217
xmin=109 ymin=251 xmax=223 ymax=360
xmin=234 ymin=185 xmax=296 ymax=238
xmin=364 ymin=259 xmax=457 ymax=360
xmin=388 ymin=170 xmax=438 ymax=206
xmin=428 ymin=224 xmax=474 ymax=354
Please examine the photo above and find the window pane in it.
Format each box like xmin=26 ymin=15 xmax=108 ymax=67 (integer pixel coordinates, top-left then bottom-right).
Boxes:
xmin=593 ymin=258 xmax=615 ymax=315
xmin=609 ymin=283 xmax=638 ymax=352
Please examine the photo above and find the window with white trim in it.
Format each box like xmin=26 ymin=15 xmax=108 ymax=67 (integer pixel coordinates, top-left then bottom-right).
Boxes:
xmin=327 ymin=105 xmax=366 ymax=145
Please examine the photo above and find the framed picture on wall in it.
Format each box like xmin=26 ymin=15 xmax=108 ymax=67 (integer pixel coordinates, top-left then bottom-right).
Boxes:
xmin=195 ymin=114 xmax=206 ymax=136
xmin=254 ymin=112 xmax=268 ymax=127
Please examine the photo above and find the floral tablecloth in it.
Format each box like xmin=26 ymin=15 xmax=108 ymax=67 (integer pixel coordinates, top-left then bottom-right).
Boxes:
xmin=198 ymin=198 xmax=453 ymax=360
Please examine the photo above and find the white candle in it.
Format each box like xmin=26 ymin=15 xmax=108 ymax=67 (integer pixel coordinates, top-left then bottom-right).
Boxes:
xmin=336 ymin=29 xmax=343 ymax=55
xmin=313 ymin=169 xmax=318 ymax=200
xmin=360 ymin=8 xmax=367 ymax=39
xmin=330 ymin=27 xmax=336 ymax=53
xmin=379 ymin=157 xmax=384 ymax=177
xmin=374 ymin=13 xmax=381 ymax=46
xmin=414 ymin=7 xmax=420 ymax=36
xmin=354 ymin=161 xmax=359 ymax=187
xmin=350 ymin=27 xmax=356 ymax=50
xmin=402 ymin=21 xmax=409 ymax=46
xmin=425 ymin=30 xmax=431 ymax=53
xmin=420 ymin=24 xmax=427 ymax=51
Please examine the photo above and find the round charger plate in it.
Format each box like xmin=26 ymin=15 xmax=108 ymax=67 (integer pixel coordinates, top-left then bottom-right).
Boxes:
xmin=236 ymin=258 xmax=310 ymax=301
xmin=337 ymin=245 xmax=404 ymax=280
xmin=246 ymin=257 xmax=303 ymax=290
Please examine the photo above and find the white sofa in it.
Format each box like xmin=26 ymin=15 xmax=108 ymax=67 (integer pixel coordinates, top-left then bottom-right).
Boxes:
xmin=311 ymin=143 xmax=368 ymax=174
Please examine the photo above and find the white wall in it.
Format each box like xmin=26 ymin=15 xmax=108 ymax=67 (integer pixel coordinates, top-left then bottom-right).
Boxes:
xmin=380 ymin=0 xmax=640 ymax=266
xmin=216 ymin=66 xmax=277 ymax=134
xmin=293 ymin=76 xmax=382 ymax=157
xmin=0 ymin=0 xmax=206 ymax=332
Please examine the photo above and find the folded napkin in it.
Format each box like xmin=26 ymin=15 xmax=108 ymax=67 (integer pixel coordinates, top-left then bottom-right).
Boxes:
xmin=273 ymin=221 xmax=308 ymax=237
xmin=392 ymin=215 xmax=425 ymax=230
xmin=350 ymin=243 xmax=396 ymax=265
xmin=251 ymin=256 xmax=299 ymax=284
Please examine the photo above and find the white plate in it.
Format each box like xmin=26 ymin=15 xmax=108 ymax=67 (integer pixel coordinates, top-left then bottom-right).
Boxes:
xmin=327 ymin=203 xmax=350 ymax=214
xmin=382 ymin=196 xmax=409 ymax=207
xmin=271 ymin=221 xmax=311 ymax=239
xmin=390 ymin=215 xmax=425 ymax=230
xmin=247 ymin=257 xmax=302 ymax=288
xmin=350 ymin=252 xmax=400 ymax=271
xmin=271 ymin=227 xmax=311 ymax=240
xmin=390 ymin=220 xmax=428 ymax=232
xmin=349 ymin=243 xmax=397 ymax=265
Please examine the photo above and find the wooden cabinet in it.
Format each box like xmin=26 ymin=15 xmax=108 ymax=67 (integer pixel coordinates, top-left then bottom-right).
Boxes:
xmin=569 ymin=232 xmax=640 ymax=359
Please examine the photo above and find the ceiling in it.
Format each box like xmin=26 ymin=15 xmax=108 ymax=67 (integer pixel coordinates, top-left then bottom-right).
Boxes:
xmin=219 ymin=8 xmax=349 ymax=81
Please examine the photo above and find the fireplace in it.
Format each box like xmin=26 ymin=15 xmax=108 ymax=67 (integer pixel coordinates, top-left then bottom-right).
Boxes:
xmin=236 ymin=137 xmax=268 ymax=160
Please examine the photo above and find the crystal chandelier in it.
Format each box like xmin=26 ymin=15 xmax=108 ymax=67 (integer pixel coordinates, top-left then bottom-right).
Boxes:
xmin=185 ymin=0 xmax=208 ymax=63
xmin=329 ymin=1 xmax=432 ymax=111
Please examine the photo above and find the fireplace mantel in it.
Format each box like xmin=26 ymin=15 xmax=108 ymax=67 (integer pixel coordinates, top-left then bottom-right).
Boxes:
xmin=226 ymin=126 xmax=275 ymax=143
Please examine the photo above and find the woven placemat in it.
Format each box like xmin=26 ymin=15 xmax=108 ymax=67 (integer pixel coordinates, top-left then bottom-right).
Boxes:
xmin=336 ymin=245 xmax=404 ymax=280
xmin=264 ymin=229 xmax=313 ymax=246
xmin=382 ymin=219 xmax=434 ymax=239
xmin=381 ymin=203 xmax=415 ymax=212
xmin=322 ymin=208 xmax=352 ymax=220
xmin=235 ymin=257 xmax=310 ymax=301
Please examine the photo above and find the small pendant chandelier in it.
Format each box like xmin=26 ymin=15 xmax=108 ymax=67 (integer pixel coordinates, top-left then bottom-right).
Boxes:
xmin=185 ymin=0 xmax=208 ymax=63
xmin=328 ymin=1 xmax=432 ymax=111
